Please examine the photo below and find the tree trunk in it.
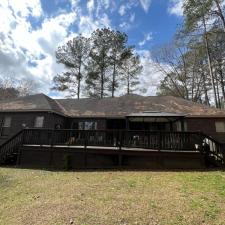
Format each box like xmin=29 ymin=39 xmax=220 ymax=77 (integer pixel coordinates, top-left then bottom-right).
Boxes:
xmin=100 ymin=68 xmax=104 ymax=99
xmin=215 ymin=74 xmax=221 ymax=108
xmin=77 ymin=77 xmax=80 ymax=99
xmin=100 ymin=52 xmax=106 ymax=99
xmin=112 ymin=61 xmax=116 ymax=97
xmin=77 ymin=60 xmax=82 ymax=99
xmin=219 ymin=68 xmax=225 ymax=107
xmin=202 ymin=71 xmax=210 ymax=106
xmin=127 ymin=73 xmax=130 ymax=94
xmin=214 ymin=0 xmax=225 ymax=33
xmin=202 ymin=13 xmax=218 ymax=107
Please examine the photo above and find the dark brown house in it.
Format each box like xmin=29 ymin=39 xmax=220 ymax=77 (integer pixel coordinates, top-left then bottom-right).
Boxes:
xmin=0 ymin=93 xmax=225 ymax=169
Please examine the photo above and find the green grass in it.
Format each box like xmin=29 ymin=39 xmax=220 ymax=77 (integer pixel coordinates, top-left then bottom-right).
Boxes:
xmin=0 ymin=168 xmax=225 ymax=225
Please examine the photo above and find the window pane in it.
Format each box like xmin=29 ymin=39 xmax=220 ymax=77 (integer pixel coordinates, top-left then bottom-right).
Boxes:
xmin=78 ymin=121 xmax=97 ymax=130
xmin=85 ymin=122 xmax=93 ymax=130
xmin=3 ymin=117 xmax=11 ymax=127
xmin=78 ymin=122 xmax=84 ymax=130
xmin=215 ymin=122 xmax=225 ymax=132
xmin=84 ymin=121 xmax=97 ymax=130
xmin=34 ymin=116 xmax=44 ymax=128
xmin=184 ymin=122 xmax=187 ymax=131
xmin=176 ymin=121 xmax=181 ymax=131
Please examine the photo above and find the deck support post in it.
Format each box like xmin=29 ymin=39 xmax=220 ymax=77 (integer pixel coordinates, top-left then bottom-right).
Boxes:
xmin=118 ymin=154 xmax=122 ymax=168
xmin=84 ymin=131 xmax=88 ymax=168
xmin=16 ymin=148 xmax=22 ymax=166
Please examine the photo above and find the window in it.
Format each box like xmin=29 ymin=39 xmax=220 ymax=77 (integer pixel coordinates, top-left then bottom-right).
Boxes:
xmin=184 ymin=122 xmax=187 ymax=131
xmin=34 ymin=116 xmax=44 ymax=128
xmin=78 ymin=121 xmax=97 ymax=130
xmin=85 ymin=121 xmax=97 ymax=130
xmin=1 ymin=116 xmax=12 ymax=136
xmin=215 ymin=121 xmax=225 ymax=133
xmin=3 ymin=117 xmax=11 ymax=127
xmin=176 ymin=121 xmax=181 ymax=131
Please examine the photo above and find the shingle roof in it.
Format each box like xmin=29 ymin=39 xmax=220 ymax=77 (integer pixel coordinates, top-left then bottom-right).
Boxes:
xmin=0 ymin=94 xmax=64 ymax=115
xmin=0 ymin=93 xmax=225 ymax=118
xmin=56 ymin=94 xmax=225 ymax=117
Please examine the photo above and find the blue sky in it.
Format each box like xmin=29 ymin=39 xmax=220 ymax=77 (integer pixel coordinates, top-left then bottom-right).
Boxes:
xmin=0 ymin=0 xmax=184 ymax=97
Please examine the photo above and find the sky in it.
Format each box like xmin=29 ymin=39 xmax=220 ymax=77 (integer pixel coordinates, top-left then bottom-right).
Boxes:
xmin=0 ymin=0 xmax=184 ymax=98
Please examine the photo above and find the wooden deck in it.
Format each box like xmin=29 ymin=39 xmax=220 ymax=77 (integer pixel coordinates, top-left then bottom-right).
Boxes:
xmin=1 ymin=129 xmax=224 ymax=169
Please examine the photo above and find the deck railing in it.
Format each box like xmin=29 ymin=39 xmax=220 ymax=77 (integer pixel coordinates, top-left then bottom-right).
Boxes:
xmin=1 ymin=129 xmax=224 ymax=166
xmin=22 ymin=129 xmax=203 ymax=151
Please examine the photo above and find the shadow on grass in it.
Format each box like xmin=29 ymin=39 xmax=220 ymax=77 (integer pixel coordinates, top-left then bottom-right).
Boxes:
xmin=1 ymin=165 xmax=225 ymax=173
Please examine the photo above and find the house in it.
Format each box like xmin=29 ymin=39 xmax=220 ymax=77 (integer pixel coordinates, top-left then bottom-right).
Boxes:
xmin=0 ymin=93 xmax=225 ymax=169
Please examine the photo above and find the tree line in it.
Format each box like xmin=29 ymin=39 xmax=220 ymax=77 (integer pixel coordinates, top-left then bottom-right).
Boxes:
xmin=0 ymin=76 xmax=37 ymax=100
xmin=155 ymin=0 xmax=225 ymax=108
xmin=52 ymin=28 xmax=143 ymax=99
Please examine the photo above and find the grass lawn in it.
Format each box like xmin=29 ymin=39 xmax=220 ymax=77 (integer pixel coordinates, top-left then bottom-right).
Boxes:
xmin=0 ymin=168 xmax=225 ymax=225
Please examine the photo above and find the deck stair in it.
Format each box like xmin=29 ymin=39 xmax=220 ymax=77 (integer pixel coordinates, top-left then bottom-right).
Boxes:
xmin=200 ymin=133 xmax=225 ymax=167
xmin=0 ymin=130 xmax=24 ymax=164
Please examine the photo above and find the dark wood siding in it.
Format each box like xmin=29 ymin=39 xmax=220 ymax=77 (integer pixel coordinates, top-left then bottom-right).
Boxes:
xmin=0 ymin=112 xmax=67 ymax=145
xmin=186 ymin=118 xmax=225 ymax=143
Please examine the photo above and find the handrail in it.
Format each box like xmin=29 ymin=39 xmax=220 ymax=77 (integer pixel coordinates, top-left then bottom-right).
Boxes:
xmin=23 ymin=128 xmax=205 ymax=134
xmin=0 ymin=130 xmax=24 ymax=148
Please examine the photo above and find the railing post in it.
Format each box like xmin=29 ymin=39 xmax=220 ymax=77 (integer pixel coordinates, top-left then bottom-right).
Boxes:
xmin=51 ymin=129 xmax=55 ymax=147
xmin=158 ymin=132 xmax=161 ymax=151
xmin=197 ymin=131 xmax=203 ymax=153
xmin=21 ymin=129 xmax=25 ymax=146
xmin=118 ymin=130 xmax=123 ymax=168
xmin=147 ymin=131 xmax=150 ymax=149
xmin=16 ymin=129 xmax=25 ymax=166
xmin=84 ymin=130 xmax=88 ymax=168
xmin=222 ymin=144 xmax=225 ymax=164
xmin=119 ymin=130 xmax=122 ymax=151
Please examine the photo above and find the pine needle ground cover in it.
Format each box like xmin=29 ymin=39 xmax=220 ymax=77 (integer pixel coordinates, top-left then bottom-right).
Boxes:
xmin=0 ymin=168 xmax=225 ymax=225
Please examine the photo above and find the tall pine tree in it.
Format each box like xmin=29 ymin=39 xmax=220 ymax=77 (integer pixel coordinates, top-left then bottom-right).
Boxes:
xmin=52 ymin=35 xmax=90 ymax=99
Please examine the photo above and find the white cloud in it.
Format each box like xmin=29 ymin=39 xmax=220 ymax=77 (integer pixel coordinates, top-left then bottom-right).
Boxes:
xmin=130 ymin=13 xmax=135 ymax=22
xmin=139 ymin=0 xmax=152 ymax=13
xmin=168 ymin=0 xmax=184 ymax=17
xmin=0 ymin=0 xmax=77 ymax=95
xmin=137 ymin=50 xmax=165 ymax=96
xmin=6 ymin=0 xmax=42 ymax=18
xmin=78 ymin=13 xmax=111 ymax=37
xmin=95 ymin=0 xmax=116 ymax=17
xmin=119 ymin=5 xmax=126 ymax=16
xmin=138 ymin=32 xmax=153 ymax=47
xmin=87 ymin=0 xmax=95 ymax=14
